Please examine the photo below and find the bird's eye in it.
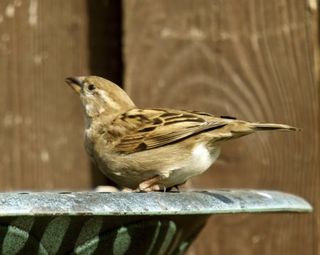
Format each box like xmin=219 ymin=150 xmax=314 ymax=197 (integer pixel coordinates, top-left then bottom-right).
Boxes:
xmin=88 ymin=84 xmax=96 ymax=91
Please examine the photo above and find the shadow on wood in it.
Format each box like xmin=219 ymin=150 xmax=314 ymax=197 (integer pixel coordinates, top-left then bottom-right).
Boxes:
xmin=87 ymin=0 xmax=123 ymax=188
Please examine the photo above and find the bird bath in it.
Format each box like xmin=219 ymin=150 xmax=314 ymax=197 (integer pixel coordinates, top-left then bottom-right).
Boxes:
xmin=0 ymin=190 xmax=312 ymax=254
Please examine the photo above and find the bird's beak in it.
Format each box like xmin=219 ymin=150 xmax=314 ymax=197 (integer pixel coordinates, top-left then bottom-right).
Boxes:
xmin=65 ymin=76 xmax=84 ymax=93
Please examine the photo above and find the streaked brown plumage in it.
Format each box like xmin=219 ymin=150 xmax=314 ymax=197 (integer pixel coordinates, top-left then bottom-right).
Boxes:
xmin=66 ymin=76 xmax=298 ymax=191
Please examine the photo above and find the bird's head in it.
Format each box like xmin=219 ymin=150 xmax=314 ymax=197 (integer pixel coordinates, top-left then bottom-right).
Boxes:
xmin=66 ymin=76 xmax=136 ymax=118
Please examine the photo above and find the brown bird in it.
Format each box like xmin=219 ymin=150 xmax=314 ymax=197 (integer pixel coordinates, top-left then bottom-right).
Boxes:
xmin=66 ymin=76 xmax=298 ymax=192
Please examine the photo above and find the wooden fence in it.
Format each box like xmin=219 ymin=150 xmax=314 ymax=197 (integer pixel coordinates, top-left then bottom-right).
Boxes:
xmin=0 ymin=1 xmax=318 ymax=254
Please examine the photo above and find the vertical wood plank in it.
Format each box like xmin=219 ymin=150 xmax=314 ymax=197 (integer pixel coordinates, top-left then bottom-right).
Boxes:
xmin=86 ymin=0 xmax=124 ymax=187
xmin=0 ymin=0 xmax=91 ymax=190
xmin=123 ymin=0 xmax=319 ymax=254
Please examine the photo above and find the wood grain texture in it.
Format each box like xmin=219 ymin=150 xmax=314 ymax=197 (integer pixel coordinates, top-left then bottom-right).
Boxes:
xmin=123 ymin=0 xmax=319 ymax=254
xmin=0 ymin=0 xmax=92 ymax=190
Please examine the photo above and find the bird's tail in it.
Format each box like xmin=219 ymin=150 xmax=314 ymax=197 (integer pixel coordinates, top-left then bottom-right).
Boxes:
xmin=208 ymin=120 xmax=299 ymax=144
xmin=248 ymin=122 xmax=299 ymax=132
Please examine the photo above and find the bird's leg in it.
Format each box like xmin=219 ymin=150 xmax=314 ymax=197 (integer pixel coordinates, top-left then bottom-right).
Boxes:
xmin=166 ymin=185 xmax=180 ymax=192
xmin=138 ymin=175 xmax=162 ymax=192
xmin=145 ymin=184 xmax=167 ymax=192
xmin=168 ymin=180 xmax=187 ymax=192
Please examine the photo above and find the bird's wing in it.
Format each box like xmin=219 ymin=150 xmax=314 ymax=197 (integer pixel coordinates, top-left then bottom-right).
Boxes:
xmin=111 ymin=108 xmax=229 ymax=154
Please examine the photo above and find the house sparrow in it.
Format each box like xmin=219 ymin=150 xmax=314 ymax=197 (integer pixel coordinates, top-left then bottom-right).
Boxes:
xmin=66 ymin=76 xmax=298 ymax=191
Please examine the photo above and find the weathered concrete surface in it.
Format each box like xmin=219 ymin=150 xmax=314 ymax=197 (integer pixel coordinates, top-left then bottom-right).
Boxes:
xmin=0 ymin=190 xmax=312 ymax=216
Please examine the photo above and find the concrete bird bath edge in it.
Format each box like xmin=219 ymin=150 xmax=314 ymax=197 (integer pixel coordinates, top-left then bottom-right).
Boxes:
xmin=0 ymin=190 xmax=312 ymax=254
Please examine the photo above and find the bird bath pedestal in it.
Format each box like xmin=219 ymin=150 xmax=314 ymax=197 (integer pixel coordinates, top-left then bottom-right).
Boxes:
xmin=0 ymin=190 xmax=312 ymax=255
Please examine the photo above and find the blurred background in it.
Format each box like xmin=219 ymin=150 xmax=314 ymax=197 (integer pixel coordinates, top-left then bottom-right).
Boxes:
xmin=0 ymin=0 xmax=318 ymax=254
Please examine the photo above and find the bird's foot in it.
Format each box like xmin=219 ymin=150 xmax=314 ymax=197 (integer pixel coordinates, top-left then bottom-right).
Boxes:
xmin=137 ymin=175 xmax=168 ymax=192
xmin=169 ymin=185 xmax=180 ymax=192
